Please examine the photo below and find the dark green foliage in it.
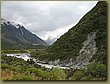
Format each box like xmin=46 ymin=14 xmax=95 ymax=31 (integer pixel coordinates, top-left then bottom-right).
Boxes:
xmin=1 ymin=49 xmax=28 ymax=54
xmin=85 ymin=62 xmax=106 ymax=79
xmin=70 ymin=62 xmax=106 ymax=80
xmin=30 ymin=49 xmax=50 ymax=61
xmin=1 ymin=39 xmax=47 ymax=50
xmin=1 ymin=64 xmax=16 ymax=71
xmin=13 ymin=74 xmax=35 ymax=80
xmin=47 ymin=68 xmax=67 ymax=80
xmin=72 ymin=70 xmax=85 ymax=80
xmin=37 ymin=1 xmax=107 ymax=64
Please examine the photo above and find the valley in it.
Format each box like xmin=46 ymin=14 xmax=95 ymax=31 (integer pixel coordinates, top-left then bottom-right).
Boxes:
xmin=1 ymin=1 xmax=107 ymax=80
xmin=1 ymin=49 xmax=106 ymax=80
xmin=2 ymin=53 xmax=70 ymax=69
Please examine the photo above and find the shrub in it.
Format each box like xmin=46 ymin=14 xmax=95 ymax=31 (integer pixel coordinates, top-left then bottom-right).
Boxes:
xmin=72 ymin=70 xmax=85 ymax=80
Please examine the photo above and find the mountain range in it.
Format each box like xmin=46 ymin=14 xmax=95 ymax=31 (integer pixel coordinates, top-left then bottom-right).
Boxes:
xmin=1 ymin=19 xmax=48 ymax=50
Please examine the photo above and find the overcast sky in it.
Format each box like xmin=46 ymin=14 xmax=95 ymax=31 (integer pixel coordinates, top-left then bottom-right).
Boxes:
xmin=1 ymin=1 xmax=98 ymax=44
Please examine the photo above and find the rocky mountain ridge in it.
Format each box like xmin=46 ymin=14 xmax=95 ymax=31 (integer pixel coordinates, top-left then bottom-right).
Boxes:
xmin=1 ymin=19 xmax=48 ymax=49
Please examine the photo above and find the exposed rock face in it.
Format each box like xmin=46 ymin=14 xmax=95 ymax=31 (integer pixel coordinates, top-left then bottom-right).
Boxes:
xmin=37 ymin=32 xmax=97 ymax=69
xmin=71 ymin=32 xmax=97 ymax=69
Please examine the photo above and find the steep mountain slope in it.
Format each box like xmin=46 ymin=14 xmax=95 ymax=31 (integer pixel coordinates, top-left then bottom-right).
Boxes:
xmin=36 ymin=1 xmax=107 ymax=68
xmin=1 ymin=19 xmax=48 ymax=49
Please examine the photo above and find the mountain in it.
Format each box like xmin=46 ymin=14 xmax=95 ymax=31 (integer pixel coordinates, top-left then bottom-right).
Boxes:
xmin=45 ymin=38 xmax=57 ymax=45
xmin=35 ymin=1 xmax=107 ymax=68
xmin=1 ymin=19 xmax=48 ymax=50
xmin=1 ymin=1 xmax=107 ymax=80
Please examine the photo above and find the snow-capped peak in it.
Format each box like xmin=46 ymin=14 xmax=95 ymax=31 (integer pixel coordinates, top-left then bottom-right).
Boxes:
xmin=1 ymin=18 xmax=8 ymax=25
xmin=11 ymin=22 xmax=21 ymax=29
xmin=1 ymin=18 xmax=23 ymax=29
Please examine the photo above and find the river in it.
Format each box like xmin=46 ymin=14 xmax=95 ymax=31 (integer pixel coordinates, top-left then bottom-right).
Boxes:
xmin=5 ymin=53 xmax=70 ymax=69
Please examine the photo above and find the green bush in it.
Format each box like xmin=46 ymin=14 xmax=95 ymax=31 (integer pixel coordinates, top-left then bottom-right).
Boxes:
xmin=13 ymin=73 xmax=36 ymax=80
xmin=1 ymin=64 xmax=16 ymax=71
xmin=72 ymin=70 xmax=85 ymax=80
xmin=85 ymin=62 xmax=106 ymax=78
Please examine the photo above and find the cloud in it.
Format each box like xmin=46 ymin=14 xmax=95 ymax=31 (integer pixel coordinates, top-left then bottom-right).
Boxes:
xmin=38 ymin=24 xmax=74 ymax=41
xmin=1 ymin=1 xmax=98 ymax=44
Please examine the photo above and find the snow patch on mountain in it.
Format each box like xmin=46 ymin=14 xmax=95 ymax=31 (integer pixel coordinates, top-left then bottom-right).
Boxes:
xmin=20 ymin=28 xmax=24 ymax=34
xmin=1 ymin=18 xmax=23 ymax=29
